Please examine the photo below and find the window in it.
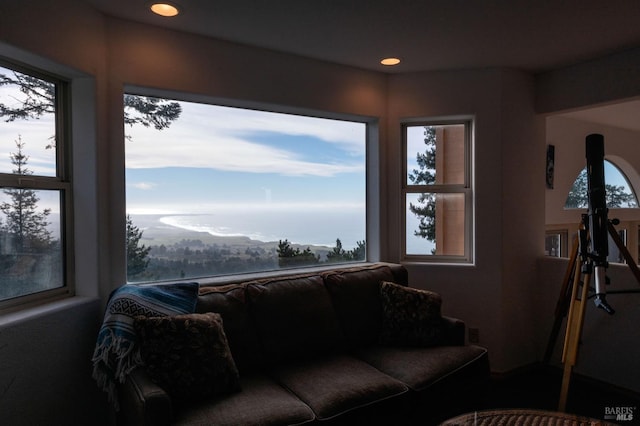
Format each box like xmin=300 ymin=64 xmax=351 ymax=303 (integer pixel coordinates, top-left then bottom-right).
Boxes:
xmin=545 ymin=230 xmax=568 ymax=257
xmin=609 ymin=228 xmax=627 ymax=264
xmin=124 ymin=93 xmax=367 ymax=283
xmin=565 ymin=160 xmax=638 ymax=209
xmin=402 ymin=120 xmax=473 ymax=262
xmin=0 ymin=61 xmax=71 ymax=308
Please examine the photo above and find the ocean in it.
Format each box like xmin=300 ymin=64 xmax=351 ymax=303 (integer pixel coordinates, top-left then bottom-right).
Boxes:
xmin=131 ymin=210 xmax=366 ymax=250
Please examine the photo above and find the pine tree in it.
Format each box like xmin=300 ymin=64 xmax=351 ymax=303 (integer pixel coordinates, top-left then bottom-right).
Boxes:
xmin=348 ymin=240 xmax=366 ymax=261
xmin=326 ymin=238 xmax=347 ymax=262
xmin=565 ymin=168 xmax=637 ymax=208
xmin=0 ymin=136 xmax=53 ymax=252
xmin=0 ymin=72 xmax=54 ymax=121
xmin=0 ymin=69 xmax=182 ymax=145
xmin=126 ymin=214 xmax=151 ymax=278
xmin=408 ymin=126 xmax=437 ymax=241
xmin=277 ymin=239 xmax=319 ymax=267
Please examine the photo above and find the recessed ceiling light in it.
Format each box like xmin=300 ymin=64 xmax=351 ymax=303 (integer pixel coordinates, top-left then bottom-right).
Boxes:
xmin=150 ymin=2 xmax=181 ymax=17
xmin=381 ymin=57 xmax=401 ymax=66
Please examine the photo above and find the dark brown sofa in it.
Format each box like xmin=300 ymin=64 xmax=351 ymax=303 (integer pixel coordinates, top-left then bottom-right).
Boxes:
xmin=118 ymin=263 xmax=489 ymax=426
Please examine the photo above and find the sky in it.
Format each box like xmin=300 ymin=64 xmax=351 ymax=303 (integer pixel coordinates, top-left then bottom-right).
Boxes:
xmin=0 ymin=67 xmax=57 ymax=177
xmin=0 ymin=66 xmax=60 ymax=217
xmin=124 ymin=97 xmax=367 ymax=216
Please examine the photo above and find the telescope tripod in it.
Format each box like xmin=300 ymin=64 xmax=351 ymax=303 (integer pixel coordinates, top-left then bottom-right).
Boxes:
xmin=545 ymin=217 xmax=640 ymax=411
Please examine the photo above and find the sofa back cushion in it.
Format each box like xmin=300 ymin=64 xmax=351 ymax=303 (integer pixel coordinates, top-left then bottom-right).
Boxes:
xmin=246 ymin=275 xmax=345 ymax=365
xmin=196 ymin=284 xmax=265 ymax=373
xmin=134 ymin=312 xmax=241 ymax=401
xmin=323 ymin=264 xmax=404 ymax=348
xmin=378 ymin=280 xmax=444 ymax=347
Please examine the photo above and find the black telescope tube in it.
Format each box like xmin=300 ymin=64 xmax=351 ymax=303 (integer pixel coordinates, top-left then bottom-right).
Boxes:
xmin=585 ymin=133 xmax=614 ymax=314
xmin=586 ymin=134 xmax=608 ymax=262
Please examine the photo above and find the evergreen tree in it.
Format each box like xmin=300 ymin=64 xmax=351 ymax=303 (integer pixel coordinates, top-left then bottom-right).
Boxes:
xmin=277 ymin=239 xmax=319 ymax=267
xmin=123 ymin=94 xmax=182 ymax=133
xmin=0 ymin=136 xmax=53 ymax=252
xmin=408 ymin=126 xmax=437 ymax=241
xmin=0 ymin=69 xmax=182 ymax=145
xmin=0 ymin=72 xmax=54 ymax=121
xmin=326 ymin=238 xmax=347 ymax=263
xmin=325 ymin=239 xmax=366 ymax=262
xmin=126 ymin=214 xmax=151 ymax=278
xmin=348 ymin=240 xmax=366 ymax=261
xmin=565 ymin=168 xmax=637 ymax=208
xmin=565 ymin=169 xmax=588 ymax=209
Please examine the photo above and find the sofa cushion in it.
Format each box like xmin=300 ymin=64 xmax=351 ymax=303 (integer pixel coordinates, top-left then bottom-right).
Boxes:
xmin=355 ymin=345 xmax=489 ymax=392
xmin=196 ymin=284 xmax=265 ymax=373
xmin=379 ymin=281 xmax=444 ymax=347
xmin=322 ymin=264 xmax=397 ymax=347
xmin=246 ymin=275 xmax=344 ymax=365
xmin=173 ymin=373 xmax=315 ymax=426
xmin=134 ymin=312 xmax=240 ymax=401
xmin=271 ymin=354 xmax=408 ymax=420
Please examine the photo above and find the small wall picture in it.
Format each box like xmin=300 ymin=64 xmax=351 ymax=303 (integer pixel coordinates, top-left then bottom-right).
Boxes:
xmin=546 ymin=145 xmax=555 ymax=189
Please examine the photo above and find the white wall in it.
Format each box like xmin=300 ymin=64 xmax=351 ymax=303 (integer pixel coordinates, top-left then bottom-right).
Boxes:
xmin=536 ymin=48 xmax=640 ymax=114
xmin=0 ymin=1 xmax=109 ymax=424
xmin=387 ymin=69 xmax=544 ymax=373
xmin=546 ymin=116 xmax=640 ymax=225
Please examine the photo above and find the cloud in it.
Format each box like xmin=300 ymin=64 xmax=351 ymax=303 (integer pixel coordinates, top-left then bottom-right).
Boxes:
xmin=127 ymin=200 xmax=365 ymax=215
xmin=129 ymin=182 xmax=157 ymax=190
xmin=127 ymin=134 xmax=363 ymax=176
xmin=180 ymin=102 xmax=366 ymax=152
xmin=125 ymin=99 xmax=366 ymax=176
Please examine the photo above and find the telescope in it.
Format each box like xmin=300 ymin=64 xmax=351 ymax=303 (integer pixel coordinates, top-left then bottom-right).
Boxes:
xmin=549 ymin=133 xmax=640 ymax=410
xmin=584 ymin=133 xmax=614 ymax=314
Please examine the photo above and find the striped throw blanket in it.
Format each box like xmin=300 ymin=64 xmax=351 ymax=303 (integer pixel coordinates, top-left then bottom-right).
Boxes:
xmin=91 ymin=282 xmax=199 ymax=409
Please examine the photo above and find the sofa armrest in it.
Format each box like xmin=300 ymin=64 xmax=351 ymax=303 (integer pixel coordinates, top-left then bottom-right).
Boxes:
xmin=440 ymin=316 xmax=466 ymax=346
xmin=117 ymin=368 xmax=172 ymax=426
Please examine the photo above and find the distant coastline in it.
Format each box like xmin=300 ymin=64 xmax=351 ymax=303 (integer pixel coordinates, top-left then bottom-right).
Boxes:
xmin=131 ymin=214 xmax=336 ymax=252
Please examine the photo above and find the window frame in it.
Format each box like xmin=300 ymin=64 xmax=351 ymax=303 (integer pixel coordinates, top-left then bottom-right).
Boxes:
xmin=401 ymin=117 xmax=474 ymax=264
xmin=545 ymin=229 xmax=568 ymax=258
xmin=564 ymin=159 xmax=639 ymax=210
xmin=0 ymin=58 xmax=74 ymax=311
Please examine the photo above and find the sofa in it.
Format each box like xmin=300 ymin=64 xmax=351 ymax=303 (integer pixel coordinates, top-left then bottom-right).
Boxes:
xmin=117 ymin=263 xmax=490 ymax=426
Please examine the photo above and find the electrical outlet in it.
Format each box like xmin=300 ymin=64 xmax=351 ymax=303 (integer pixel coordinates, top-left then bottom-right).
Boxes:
xmin=468 ymin=327 xmax=480 ymax=344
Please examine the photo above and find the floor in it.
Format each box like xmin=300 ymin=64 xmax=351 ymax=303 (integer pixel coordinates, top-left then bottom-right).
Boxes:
xmin=482 ymin=365 xmax=640 ymax=424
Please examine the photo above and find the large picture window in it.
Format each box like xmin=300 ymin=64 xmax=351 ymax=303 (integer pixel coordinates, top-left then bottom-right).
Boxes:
xmin=402 ymin=120 xmax=473 ymax=262
xmin=0 ymin=61 xmax=71 ymax=307
xmin=125 ymin=93 xmax=367 ymax=283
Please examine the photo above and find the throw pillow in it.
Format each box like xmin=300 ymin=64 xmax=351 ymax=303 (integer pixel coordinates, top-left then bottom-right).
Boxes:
xmin=134 ymin=312 xmax=241 ymax=401
xmin=379 ymin=281 xmax=444 ymax=347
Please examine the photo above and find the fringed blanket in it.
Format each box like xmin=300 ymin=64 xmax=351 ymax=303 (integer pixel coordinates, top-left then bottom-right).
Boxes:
xmin=91 ymin=282 xmax=199 ymax=410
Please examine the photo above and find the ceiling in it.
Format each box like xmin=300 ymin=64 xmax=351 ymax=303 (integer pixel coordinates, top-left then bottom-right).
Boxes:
xmin=83 ymin=0 xmax=640 ymax=74
xmin=83 ymin=0 xmax=640 ymax=130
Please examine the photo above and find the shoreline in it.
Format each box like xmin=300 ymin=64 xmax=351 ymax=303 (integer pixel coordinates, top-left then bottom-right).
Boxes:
xmin=132 ymin=214 xmax=337 ymax=251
